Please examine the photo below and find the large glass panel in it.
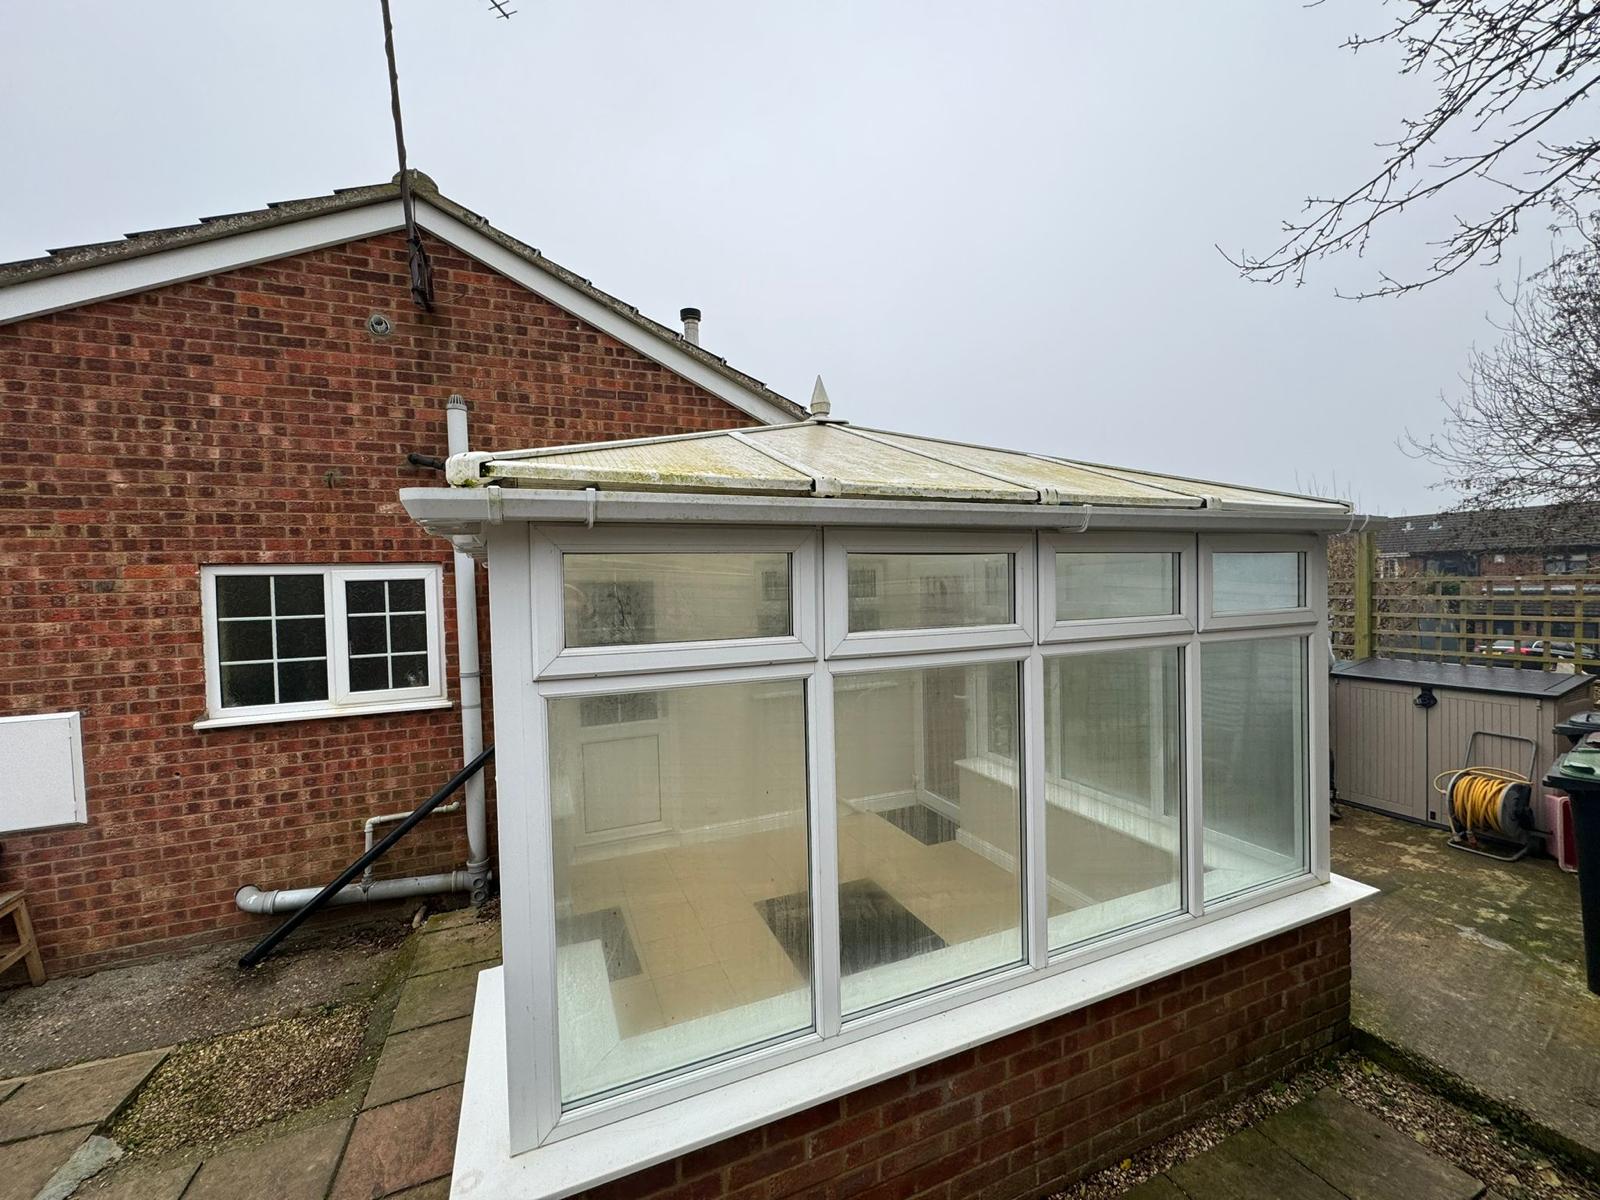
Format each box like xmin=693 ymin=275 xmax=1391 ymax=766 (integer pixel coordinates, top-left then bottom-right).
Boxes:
xmin=548 ymin=677 xmax=811 ymax=1105
xmin=1201 ymin=638 xmax=1308 ymax=900
xmin=1055 ymin=552 xmax=1178 ymax=622
xmin=1212 ymin=552 xmax=1304 ymax=614
xmin=847 ymin=553 xmax=1012 ymax=632
xmin=1044 ymin=647 xmax=1183 ymax=948
xmin=833 ymin=663 xmax=1023 ymax=1016
xmin=563 ymin=553 xmax=791 ymax=648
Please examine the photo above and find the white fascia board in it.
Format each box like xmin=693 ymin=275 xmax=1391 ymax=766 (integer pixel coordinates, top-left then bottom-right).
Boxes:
xmin=0 ymin=202 xmax=407 ymax=326
xmin=412 ymin=203 xmax=796 ymax=427
xmin=400 ymin=486 xmax=1367 ymax=538
xmin=452 ymin=874 xmax=1375 ymax=1200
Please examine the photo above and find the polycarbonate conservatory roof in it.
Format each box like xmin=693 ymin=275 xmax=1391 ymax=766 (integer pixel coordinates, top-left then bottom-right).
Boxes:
xmin=442 ymin=419 xmax=1353 ymax=514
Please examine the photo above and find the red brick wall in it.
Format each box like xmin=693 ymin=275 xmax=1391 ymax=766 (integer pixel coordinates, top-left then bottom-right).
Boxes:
xmin=0 ymin=230 xmax=759 ymax=975
xmin=572 ymin=911 xmax=1352 ymax=1200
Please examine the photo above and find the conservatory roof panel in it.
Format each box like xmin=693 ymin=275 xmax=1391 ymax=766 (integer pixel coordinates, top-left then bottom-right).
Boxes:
xmin=453 ymin=420 xmax=1351 ymax=514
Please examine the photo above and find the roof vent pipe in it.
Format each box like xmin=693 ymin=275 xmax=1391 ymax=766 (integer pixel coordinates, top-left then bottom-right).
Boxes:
xmin=680 ymin=307 xmax=701 ymax=346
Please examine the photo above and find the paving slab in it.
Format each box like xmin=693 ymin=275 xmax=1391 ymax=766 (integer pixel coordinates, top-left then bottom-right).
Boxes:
xmin=0 ymin=1049 xmax=165 ymax=1143
xmin=389 ymin=1179 xmax=451 ymax=1199
xmin=363 ymin=1016 xmax=471 ymax=1109
xmin=76 ymin=1158 xmax=200 ymax=1200
xmin=1166 ymin=1128 xmax=1344 ymax=1200
xmin=183 ymin=1119 xmax=351 ymax=1200
xmin=409 ymin=922 xmax=501 ymax=976
xmin=331 ymin=1083 xmax=462 ymax=1200
xmin=1333 ymin=808 xmax=1600 ymax=1161
xmin=35 ymin=1134 xmax=123 ymax=1200
xmin=1121 ymin=1175 xmax=1186 ymax=1199
xmin=1256 ymin=1091 xmax=1481 ymax=1200
xmin=0 ymin=1127 xmax=92 ymax=1200
xmin=390 ymin=963 xmax=483 ymax=1034
xmin=420 ymin=909 xmax=481 ymax=934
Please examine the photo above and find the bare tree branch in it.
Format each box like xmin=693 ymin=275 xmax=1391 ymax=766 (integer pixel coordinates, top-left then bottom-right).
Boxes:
xmin=1230 ymin=1 xmax=1600 ymax=296
xmin=1405 ymin=214 xmax=1600 ymax=503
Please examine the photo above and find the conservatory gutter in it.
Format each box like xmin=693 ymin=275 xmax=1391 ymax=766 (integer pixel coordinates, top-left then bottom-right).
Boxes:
xmin=400 ymin=485 xmax=1367 ymax=544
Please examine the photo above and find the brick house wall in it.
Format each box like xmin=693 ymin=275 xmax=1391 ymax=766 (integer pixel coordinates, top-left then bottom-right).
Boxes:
xmin=0 ymin=230 xmax=759 ymax=975
xmin=565 ymin=912 xmax=1351 ymax=1200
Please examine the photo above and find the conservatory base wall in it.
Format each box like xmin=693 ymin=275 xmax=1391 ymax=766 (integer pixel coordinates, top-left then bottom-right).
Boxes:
xmin=516 ymin=909 xmax=1350 ymax=1200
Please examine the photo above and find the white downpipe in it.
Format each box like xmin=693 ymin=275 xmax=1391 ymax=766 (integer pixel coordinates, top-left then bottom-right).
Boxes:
xmin=449 ymin=394 xmax=492 ymax=906
xmin=235 ymin=872 xmax=474 ymax=916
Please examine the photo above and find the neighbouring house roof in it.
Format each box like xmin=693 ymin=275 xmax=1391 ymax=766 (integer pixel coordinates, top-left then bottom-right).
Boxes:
xmin=1374 ymin=503 xmax=1600 ymax=557
xmin=442 ymin=418 xmax=1353 ymax=512
xmin=0 ymin=172 xmax=806 ymax=424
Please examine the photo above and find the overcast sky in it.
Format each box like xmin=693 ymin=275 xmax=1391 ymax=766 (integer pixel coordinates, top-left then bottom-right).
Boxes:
xmin=1 ymin=1 xmax=1553 ymax=515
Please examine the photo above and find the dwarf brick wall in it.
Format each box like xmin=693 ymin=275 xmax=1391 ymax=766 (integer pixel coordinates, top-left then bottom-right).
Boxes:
xmin=570 ymin=911 xmax=1352 ymax=1200
xmin=0 ymin=230 xmax=759 ymax=975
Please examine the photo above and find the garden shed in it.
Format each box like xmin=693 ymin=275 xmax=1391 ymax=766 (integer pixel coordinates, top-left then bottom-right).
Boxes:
xmin=400 ymin=416 xmax=1374 ymax=1200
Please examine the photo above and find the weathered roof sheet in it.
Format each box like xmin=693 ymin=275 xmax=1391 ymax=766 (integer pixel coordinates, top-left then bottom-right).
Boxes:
xmin=0 ymin=172 xmax=807 ymax=421
xmin=457 ymin=420 xmax=1353 ymax=513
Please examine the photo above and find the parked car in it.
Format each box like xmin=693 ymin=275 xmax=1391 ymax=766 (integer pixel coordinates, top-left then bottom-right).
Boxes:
xmin=1481 ymin=639 xmax=1575 ymax=663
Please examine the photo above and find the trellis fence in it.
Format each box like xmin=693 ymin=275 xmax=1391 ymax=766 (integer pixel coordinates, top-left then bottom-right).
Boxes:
xmin=1330 ymin=532 xmax=1600 ymax=673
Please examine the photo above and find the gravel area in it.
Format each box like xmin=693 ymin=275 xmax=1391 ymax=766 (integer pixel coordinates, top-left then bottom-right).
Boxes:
xmin=1052 ymin=1053 xmax=1600 ymax=1200
xmin=109 ymin=1003 xmax=371 ymax=1155
xmin=0 ymin=915 xmax=412 ymax=1078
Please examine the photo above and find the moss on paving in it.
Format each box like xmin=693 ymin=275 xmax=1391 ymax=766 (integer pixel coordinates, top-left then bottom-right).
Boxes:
xmin=110 ymin=1004 xmax=369 ymax=1155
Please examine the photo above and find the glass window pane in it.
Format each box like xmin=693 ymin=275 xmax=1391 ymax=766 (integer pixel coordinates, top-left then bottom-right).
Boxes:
xmin=273 ymin=574 xmax=325 ymax=616
xmin=277 ymin=659 xmax=329 ymax=704
xmin=1056 ymin=552 xmax=1178 ymax=622
xmin=388 ymin=614 xmax=428 ymax=654
xmin=347 ymin=615 xmax=388 ymax=656
xmin=846 ymin=553 xmax=1012 ymax=633
xmin=220 ymin=662 xmax=274 ymax=708
xmin=391 ymin=653 xmax=430 ymax=689
xmin=275 ymin=617 xmax=326 ymax=660
xmin=388 ymin=579 xmax=425 ymax=612
xmin=217 ymin=619 xmax=273 ymax=663
xmin=833 ymin=664 xmax=1023 ymax=1016
xmin=563 ymin=553 xmax=791 ymax=648
xmin=215 ymin=576 xmax=270 ymax=619
xmin=348 ymin=657 xmax=390 ymax=693
xmin=1202 ymin=638 xmax=1308 ymax=900
xmin=345 ymin=579 xmax=387 ymax=613
xmin=1212 ymin=552 xmax=1303 ymax=613
xmin=548 ymin=678 xmax=811 ymax=1105
xmin=1045 ymin=647 xmax=1183 ymax=949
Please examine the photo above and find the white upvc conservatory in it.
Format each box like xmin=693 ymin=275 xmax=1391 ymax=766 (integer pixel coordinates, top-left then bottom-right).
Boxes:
xmin=401 ymin=418 xmax=1373 ymax=1198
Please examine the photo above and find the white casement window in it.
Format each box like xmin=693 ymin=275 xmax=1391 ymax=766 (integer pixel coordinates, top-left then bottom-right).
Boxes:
xmin=495 ymin=524 xmax=1328 ymax=1150
xmin=198 ymin=564 xmax=447 ymax=728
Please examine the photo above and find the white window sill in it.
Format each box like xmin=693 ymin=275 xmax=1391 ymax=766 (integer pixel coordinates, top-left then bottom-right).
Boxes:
xmin=451 ymin=873 xmax=1376 ymax=1200
xmin=192 ymin=697 xmax=453 ymax=731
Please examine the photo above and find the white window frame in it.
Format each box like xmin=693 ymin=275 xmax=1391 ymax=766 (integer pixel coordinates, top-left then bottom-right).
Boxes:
xmin=1198 ymin=534 xmax=1318 ymax=631
xmin=197 ymin=564 xmax=447 ymax=729
xmin=1039 ymin=531 xmax=1195 ymax=642
xmin=487 ymin=522 xmax=1332 ymax=1154
xmin=823 ymin=529 xmax=1036 ymax=658
xmin=532 ymin=526 xmax=819 ymax=679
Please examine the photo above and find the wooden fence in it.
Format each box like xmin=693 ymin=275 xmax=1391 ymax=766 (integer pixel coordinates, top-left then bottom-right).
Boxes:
xmin=1329 ymin=532 xmax=1600 ymax=672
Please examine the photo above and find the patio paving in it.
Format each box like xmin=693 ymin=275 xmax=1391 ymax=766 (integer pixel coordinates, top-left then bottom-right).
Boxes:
xmin=1331 ymin=806 xmax=1600 ymax=1167
xmin=0 ymin=910 xmax=500 ymax=1200
xmin=1124 ymin=1090 xmax=1494 ymax=1199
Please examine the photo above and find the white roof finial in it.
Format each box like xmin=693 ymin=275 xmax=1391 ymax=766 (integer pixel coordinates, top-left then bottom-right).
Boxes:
xmin=809 ymin=375 xmax=832 ymax=419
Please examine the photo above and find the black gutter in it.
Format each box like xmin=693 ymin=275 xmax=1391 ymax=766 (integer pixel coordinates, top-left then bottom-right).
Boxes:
xmin=238 ymin=744 xmax=495 ymax=969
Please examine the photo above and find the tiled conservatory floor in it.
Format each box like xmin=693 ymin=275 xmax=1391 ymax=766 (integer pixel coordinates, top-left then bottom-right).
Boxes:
xmin=559 ymin=805 xmax=1025 ymax=1037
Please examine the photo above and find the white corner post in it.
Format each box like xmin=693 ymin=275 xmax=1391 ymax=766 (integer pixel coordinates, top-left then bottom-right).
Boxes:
xmin=449 ymin=394 xmax=492 ymax=906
